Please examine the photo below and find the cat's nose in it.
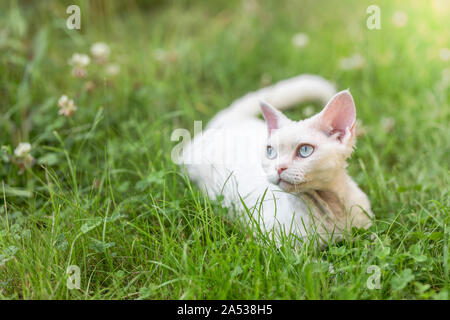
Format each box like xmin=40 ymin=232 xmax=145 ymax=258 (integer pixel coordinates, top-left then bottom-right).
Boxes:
xmin=277 ymin=166 xmax=287 ymax=175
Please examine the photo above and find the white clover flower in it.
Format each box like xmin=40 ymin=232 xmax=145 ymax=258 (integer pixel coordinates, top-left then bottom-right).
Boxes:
xmin=105 ymin=63 xmax=120 ymax=76
xmin=13 ymin=142 xmax=34 ymax=172
xmin=68 ymin=53 xmax=90 ymax=78
xmin=91 ymin=42 xmax=110 ymax=64
xmin=291 ymin=33 xmax=309 ymax=48
xmin=439 ymin=48 xmax=450 ymax=62
xmin=68 ymin=53 xmax=90 ymax=68
xmin=58 ymin=95 xmax=77 ymax=117
xmin=14 ymin=142 xmax=31 ymax=158
xmin=58 ymin=95 xmax=69 ymax=107
xmin=392 ymin=11 xmax=408 ymax=28
xmin=339 ymin=53 xmax=365 ymax=70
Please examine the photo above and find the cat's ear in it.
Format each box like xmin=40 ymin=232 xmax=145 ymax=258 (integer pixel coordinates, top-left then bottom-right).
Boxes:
xmin=260 ymin=101 xmax=290 ymax=135
xmin=317 ymin=90 xmax=356 ymax=142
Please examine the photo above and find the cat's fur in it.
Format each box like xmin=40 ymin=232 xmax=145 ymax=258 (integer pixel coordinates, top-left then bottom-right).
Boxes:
xmin=181 ymin=74 xmax=373 ymax=246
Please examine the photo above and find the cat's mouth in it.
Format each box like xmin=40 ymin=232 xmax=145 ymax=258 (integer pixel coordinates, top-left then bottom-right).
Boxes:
xmin=270 ymin=174 xmax=307 ymax=189
xmin=278 ymin=178 xmax=307 ymax=189
xmin=278 ymin=178 xmax=306 ymax=187
xmin=278 ymin=178 xmax=293 ymax=186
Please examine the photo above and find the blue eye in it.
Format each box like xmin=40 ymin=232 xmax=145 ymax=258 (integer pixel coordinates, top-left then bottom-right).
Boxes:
xmin=298 ymin=144 xmax=314 ymax=158
xmin=266 ymin=146 xmax=277 ymax=159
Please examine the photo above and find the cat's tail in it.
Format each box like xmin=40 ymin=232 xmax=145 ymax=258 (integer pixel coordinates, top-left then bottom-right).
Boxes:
xmin=207 ymin=74 xmax=336 ymax=128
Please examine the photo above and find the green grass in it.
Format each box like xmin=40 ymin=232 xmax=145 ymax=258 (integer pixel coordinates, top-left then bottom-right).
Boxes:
xmin=0 ymin=0 xmax=449 ymax=299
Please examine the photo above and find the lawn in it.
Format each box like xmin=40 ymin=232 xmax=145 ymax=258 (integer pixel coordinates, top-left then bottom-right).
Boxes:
xmin=0 ymin=0 xmax=448 ymax=299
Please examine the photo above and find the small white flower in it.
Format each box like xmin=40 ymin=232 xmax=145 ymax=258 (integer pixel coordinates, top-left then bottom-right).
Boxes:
xmin=392 ymin=11 xmax=408 ymax=28
xmin=439 ymin=48 xmax=450 ymax=62
xmin=68 ymin=53 xmax=90 ymax=68
xmin=58 ymin=95 xmax=77 ymax=117
xmin=14 ymin=142 xmax=31 ymax=158
xmin=58 ymin=95 xmax=69 ymax=107
xmin=302 ymin=105 xmax=315 ymax=117
xmin=13 ymin=142 xmax=35 ymax=171
xmin=291 ymin=33 xmax=309 ymax=48
xmin=68 ymin=53 xmax=90 ymax=78
xmin=105 ymin=63 xmax=120 ymax=76
xmin=339 ymin=53 xmax=365 ymax=70
xmin=91 ymin=42 xmax=110 ymax=64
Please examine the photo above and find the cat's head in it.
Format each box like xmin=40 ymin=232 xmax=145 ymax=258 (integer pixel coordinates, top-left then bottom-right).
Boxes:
xmin=260 ymin=90 xmax=357 ymax=192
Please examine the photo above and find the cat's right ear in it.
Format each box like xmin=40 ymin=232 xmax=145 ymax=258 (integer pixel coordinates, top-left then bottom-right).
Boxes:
xmin=317 ymin=90 xmax=356 ymax=143
xmin=260 ymin=101 xmax=289 ymax=135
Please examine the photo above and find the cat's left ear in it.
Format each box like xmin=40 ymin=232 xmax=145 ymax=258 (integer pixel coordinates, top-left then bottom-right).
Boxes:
xmin=317 ymin=90 xmax=356 ymax=143
xmin=260 ymin=101 xmax=290 ymax=135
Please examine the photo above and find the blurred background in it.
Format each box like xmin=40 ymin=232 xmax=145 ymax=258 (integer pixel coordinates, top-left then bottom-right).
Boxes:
xmin=1 ymin=1 xmax=449 ymax=125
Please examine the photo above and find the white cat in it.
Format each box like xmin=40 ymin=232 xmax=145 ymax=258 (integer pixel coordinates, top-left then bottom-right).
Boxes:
xmin=180 ymin=74 xmax=373 ymax=246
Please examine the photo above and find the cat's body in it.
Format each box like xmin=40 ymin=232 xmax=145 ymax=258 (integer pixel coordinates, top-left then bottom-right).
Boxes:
xmin=181 ymin=74 xmax=373 ymax=245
